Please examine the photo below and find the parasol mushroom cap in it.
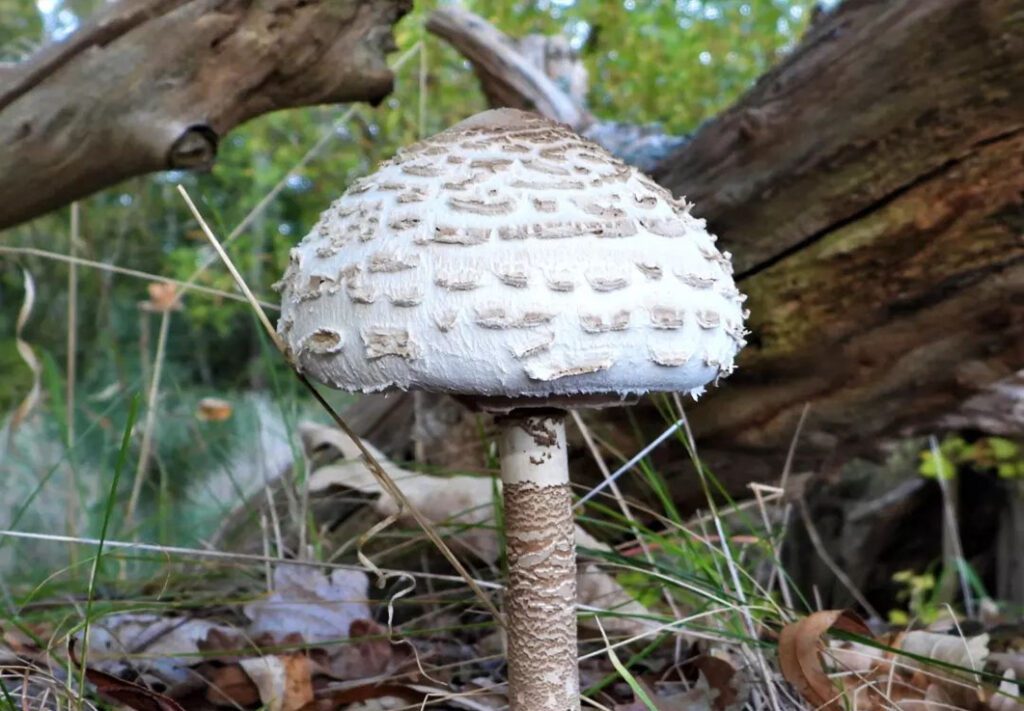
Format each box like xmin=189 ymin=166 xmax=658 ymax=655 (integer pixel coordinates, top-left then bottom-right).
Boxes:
xmin=276 ymin=109 xmax=747 ymax=407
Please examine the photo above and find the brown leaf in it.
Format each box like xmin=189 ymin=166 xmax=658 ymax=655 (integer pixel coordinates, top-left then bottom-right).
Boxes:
xmin=778 ymin=610 xmax=873 ymax=711
xmin=144 ymin=282 xmax=182 ymax=312
xmin=85 ymin=667 xmax=187 ymax=711
xmin=328 ymin=619 xmax=397 ymax=681
xmin=243 ymin=564 xmax=370 ymax=646
xmin=196 ymin=397 xmax=234 ymax=422
xmin=205 ymin=664 xmax=261 ymax=707
xmin=691 ymin=655 xmax=745 ymax=711
xmin=198 ymin=627 xmax=254 ymax=657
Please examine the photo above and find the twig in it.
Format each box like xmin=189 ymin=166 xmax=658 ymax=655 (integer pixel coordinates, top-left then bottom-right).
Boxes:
xmin=796 ymin=496 xmax=882 ymax=620
xmin=930 ymin=435 xmax=975 ymax=617
xmin=574 ymin=418 xmax=684 ymax=509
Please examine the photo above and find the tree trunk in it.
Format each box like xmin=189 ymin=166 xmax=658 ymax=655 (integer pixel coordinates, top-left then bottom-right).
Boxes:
xmin=0 ymin=0 xmax=410 ymax=231
xmin=644 ymin=0 xmax=1024 ymax=500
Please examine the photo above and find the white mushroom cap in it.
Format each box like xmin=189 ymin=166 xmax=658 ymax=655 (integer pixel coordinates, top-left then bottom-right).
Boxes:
xmin=277 ymin=109 xmax=747 ymax=405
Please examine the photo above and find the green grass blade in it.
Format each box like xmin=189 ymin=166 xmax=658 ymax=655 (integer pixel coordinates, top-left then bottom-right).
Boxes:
xmin=77 ymin=392 xmax=140 ymax=703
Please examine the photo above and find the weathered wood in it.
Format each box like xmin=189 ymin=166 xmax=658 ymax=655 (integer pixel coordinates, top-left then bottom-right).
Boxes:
xmin=424 ymin=6 xmax=586 ymax=127
xmin=648 ymin=0 xmax=1024 ymax=494
xmin=938 ymin=371 xmax=1024 ymax=437
xmin=0 ymin=0 xmax=410 ymax=231
xmin=425 ymin=6 xmax=686 ymax=172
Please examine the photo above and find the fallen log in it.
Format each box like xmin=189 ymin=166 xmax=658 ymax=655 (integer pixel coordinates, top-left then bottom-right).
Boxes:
xmin=0 ymin=0 xmax=411 ymax=231
xmin=650 ymin=0 xmax=1024 ymax=499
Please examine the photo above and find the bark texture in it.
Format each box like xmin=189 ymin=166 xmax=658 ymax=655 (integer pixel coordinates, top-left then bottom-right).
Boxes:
xmin=644 ymin=0 xmax=1024 ymax=499
xmin=0 ymin=0 xmax=410 ymax=231
xmin=425 ymin=7 xmax=586 ymax=127
xmin=498 ymin=413 xmax=580 ymax=711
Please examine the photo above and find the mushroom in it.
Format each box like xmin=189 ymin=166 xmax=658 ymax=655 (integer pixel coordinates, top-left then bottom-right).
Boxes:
xmin=276 ymin=109 xmax=747 ymax=711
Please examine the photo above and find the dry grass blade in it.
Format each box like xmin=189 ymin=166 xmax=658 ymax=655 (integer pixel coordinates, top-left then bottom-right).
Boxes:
xmin=0 ymin=529 xmax=501 ymax=589
xmin=9 ymin=268 xmax=41 ymax=435
xmin=176 ymin=185 xmax=504 ymax=624
xmin=0 ymin=246 xmax=279 ymax=309
xmin=124 ymin=302 xmax=172 ymax=529
xmin=66 ymin=202 xmax=80 ymax=443
xmin=796 ymin=497 xmax=881 ymax=621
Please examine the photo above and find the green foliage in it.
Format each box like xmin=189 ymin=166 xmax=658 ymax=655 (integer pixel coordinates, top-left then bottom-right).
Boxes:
xmin=888 ymin=569 xmax=941 ymax=626
xmin=478 ymin=0 xmax=812 ymax=132
xmin=0 ymin=0 xmax=40 ymax=58
xmin=918 ymin=435 xmax=1024 ymax=480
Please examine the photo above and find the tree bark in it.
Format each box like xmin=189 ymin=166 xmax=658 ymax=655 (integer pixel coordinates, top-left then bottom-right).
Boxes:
xmin=0 ymin=0 xmax=410 ymax=231
xmin=424 ymin=7 xmax=587 ymax=128
xmin=643 ymin=0 xmax=1024 ymax=499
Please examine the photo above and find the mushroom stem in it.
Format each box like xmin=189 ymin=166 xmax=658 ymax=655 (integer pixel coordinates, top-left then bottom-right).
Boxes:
xmin=497 ymin=409 xmax=580 ymax=711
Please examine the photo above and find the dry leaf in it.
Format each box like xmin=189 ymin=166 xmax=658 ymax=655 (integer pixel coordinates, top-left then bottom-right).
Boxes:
xmin=990 ymin=669 xmax=1024 ymax=711
xmin=244 ymin=564 xmax=370 ymax=646
xmin=84 ymin=667 xmax=187 ymax=711
xmin=895 ymin=630 xmax=989 ymax=710
xmin=70 ymin=639 xmax=185 ymax=711
xmin=196 ymin=397 xmax=234 ymax=422
xmin=898 ymin=630 xmax=989 ymax=673
xmin=143 ymin=282 xmax=182 ymax=312
xmin=829 ymin=627 xmax=994 ymax=711
xmin=239 ymin=653 xmax=314 ymax=711
xmin=205 ymin=664 xmax=261 ymax=707
xmin=328 ymin=618 xmax=396 ymax=680
xmin=81 ymin=613 xmax=238 ymax=690
xmin=303 ymin=421 xmax=500 ymax=561
xmin=302 ymin=422 xmax=660 ymax=636
xmin=778 ymin=609 xmax=873 ymax=711
xmin=578 ymin=562 xmax=659 ymax=638
xmin=690 ymin=654 xmax=746 ymax=711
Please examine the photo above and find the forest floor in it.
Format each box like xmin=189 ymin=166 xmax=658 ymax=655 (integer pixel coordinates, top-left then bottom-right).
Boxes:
xmin=1 ymin=376 xmax=1020 ymax=710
